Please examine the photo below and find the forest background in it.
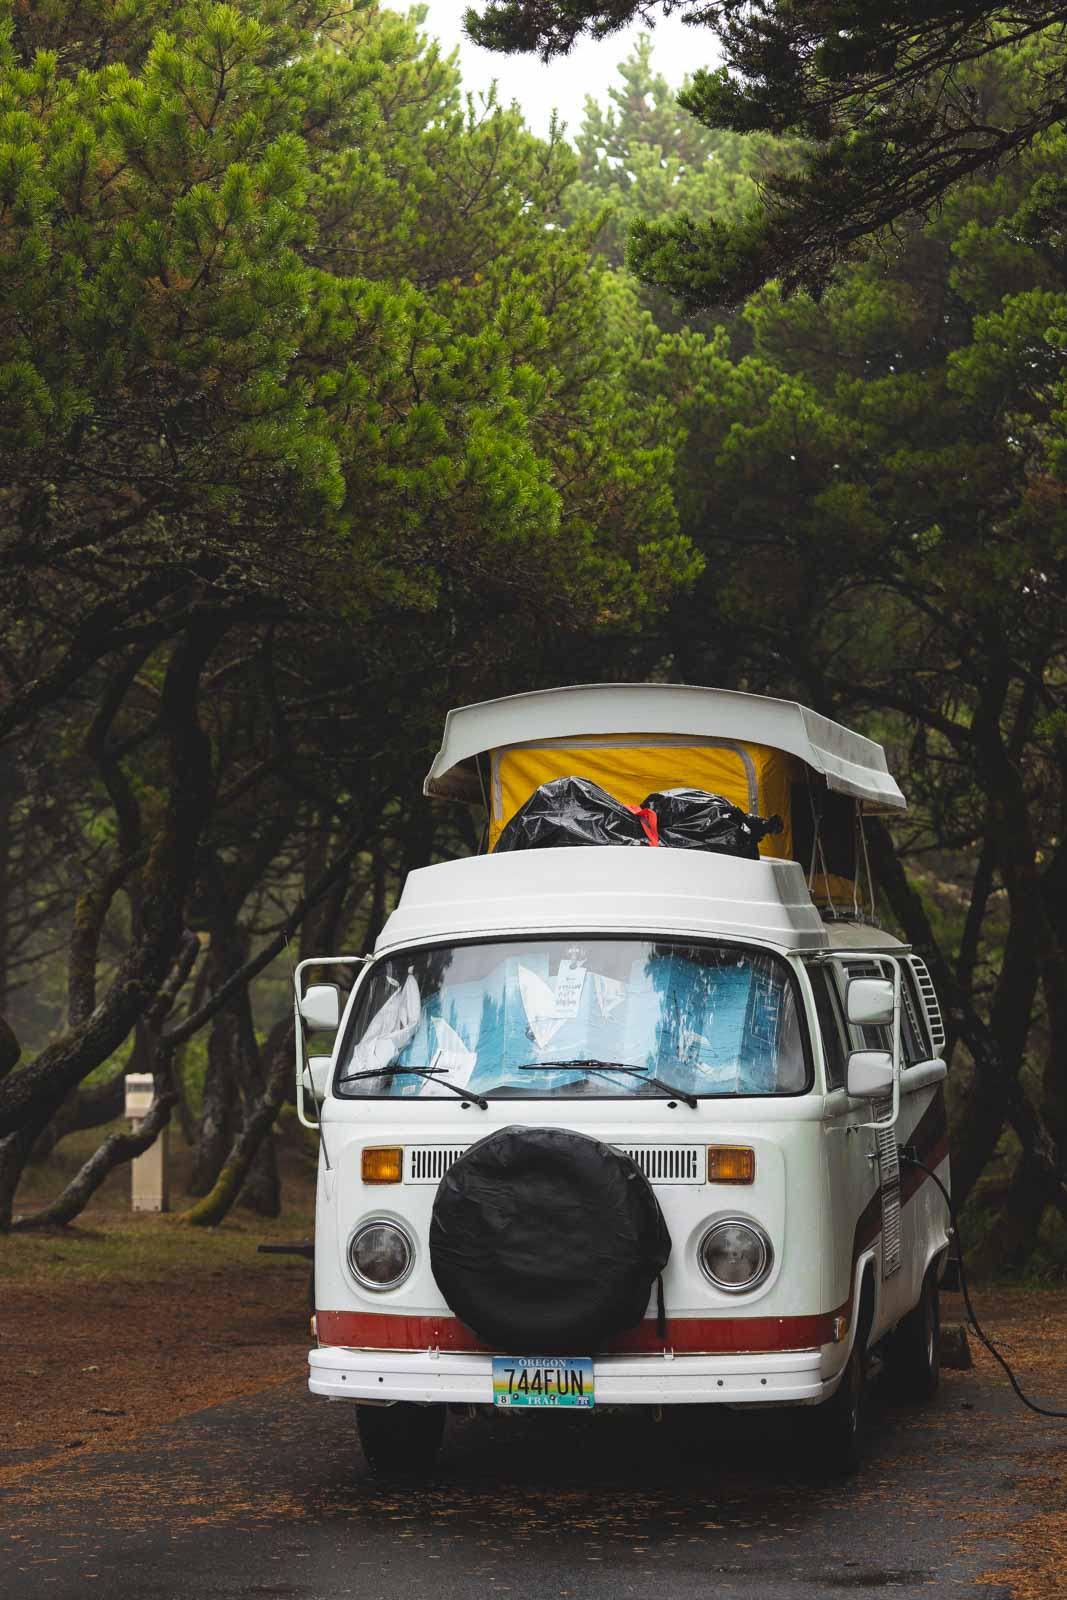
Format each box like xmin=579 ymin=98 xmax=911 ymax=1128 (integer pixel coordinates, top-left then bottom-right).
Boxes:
xmin=2 ymin=0 xmax=1066 ymax=1275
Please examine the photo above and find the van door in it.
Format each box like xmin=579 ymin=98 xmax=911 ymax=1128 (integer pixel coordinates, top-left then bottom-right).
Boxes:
xmin=807 ymin=963 xmax=881 ymax=1348
xmin=840 ymin=957 xmax=950 ymax=1331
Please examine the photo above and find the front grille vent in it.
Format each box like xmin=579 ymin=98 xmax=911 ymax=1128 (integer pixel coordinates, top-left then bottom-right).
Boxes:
xmin=622 ymin=1145 xmax=704 ymax=1184
xmin=406 ymin=1145 xmax=465 ymax=1184
xmin=404 ymin=1143 xmax=705 ymax=1185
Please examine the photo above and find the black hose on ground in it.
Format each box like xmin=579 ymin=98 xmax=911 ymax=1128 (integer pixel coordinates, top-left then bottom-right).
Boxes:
xmin=899 ymin=1146 xmax=1067 ymax=1420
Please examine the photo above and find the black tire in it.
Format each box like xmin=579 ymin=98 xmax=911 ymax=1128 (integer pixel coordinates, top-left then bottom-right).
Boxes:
xmin=888 ymin=1267 xmax=940 ymax=1403
xmin=356 ymin=1403 xmax=446 ymax=1478
xmin=815 ymin=1345 xmax=865 ymax=1477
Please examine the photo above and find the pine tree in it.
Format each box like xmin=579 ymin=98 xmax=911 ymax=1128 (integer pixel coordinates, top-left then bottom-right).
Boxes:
xmin=0 ymin=0 xmax=697 ymax=1215
xmin=468 ymin=1 xmax=1067 ymax=305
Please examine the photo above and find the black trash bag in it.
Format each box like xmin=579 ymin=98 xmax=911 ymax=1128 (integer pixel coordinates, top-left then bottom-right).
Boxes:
xmin=430 ymin=1126 xmax=671 ymax=1355
xmin=494 ymin=775 xmax=650 ymax=853
xmin=641 ymin=787 xmax=783 ymax=860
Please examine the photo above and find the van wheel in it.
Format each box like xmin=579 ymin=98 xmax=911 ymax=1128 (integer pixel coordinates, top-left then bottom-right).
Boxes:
xmin=815 ymin=1346 xmax=865 ymax=1477
xmin=356 ymin=1403 xmax=446 ymax=1477
xmin=888 ymin=1268 xmax=940 ymax=1403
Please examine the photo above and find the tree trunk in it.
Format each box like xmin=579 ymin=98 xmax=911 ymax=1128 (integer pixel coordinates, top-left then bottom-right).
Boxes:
xmin=178 ymin=831 xmax=359 ymax=1228
xmin=997 ymin=1150 xmax=1050 ymax=1271
xmin=170 ymin=959 xmax=211 ymax=1148
xmin=28 ymin=1022 xmax=153 ymax=1165
xmin=188 ymin=1013 xmax=238 ymax=1195
xmin=27 ymin=1122 xmax=57 ymax=1166
xmin=12 ymin=1092 xmax=177 ymax=1231
xmin=970 ymin=1148 xmax=1050 ymax=1277
xmin=180 ymin=1025 xmax=292 ymax=1228
xmin=171 ymin=1043 xmax=198 ymax=1147
xmin=0 ymin=1015 xmax=19 ymax=1081
xmin=231 ymin=998 xmax=279 ymax=1216
xmin=237 ymin=1133 xmax=280 ymax=1217
xmin=0 ymin=1122 xmax=41 ymax=1230
xmin=0 ymin=749 xmax=16 ymax=1016
xmin=948 ymin=1089 xmax=1005 ymax=1211
xmin=0 ymin=620 xmax=223 ymax=1143
xmin=1 ymin=933 xmax=200 ymax=1229
xmin=865 ymin=818 xmax=1067 ymax=1215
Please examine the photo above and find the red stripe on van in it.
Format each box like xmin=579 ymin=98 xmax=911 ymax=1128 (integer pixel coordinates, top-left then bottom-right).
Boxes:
xmin=314 ymin=1307 xmax=845 ymax=1355
xmin=900 ymin=1087 xmax=950 ymax=1204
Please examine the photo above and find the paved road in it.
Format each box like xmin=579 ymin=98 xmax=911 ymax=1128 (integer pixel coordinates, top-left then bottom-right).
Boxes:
xmin=1 ymin=1362 xmax=1053 ymax=1600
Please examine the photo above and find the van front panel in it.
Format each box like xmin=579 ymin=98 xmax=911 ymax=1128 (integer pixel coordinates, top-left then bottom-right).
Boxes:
xmin=314 ymin=1099 xmax=846 ymax=1364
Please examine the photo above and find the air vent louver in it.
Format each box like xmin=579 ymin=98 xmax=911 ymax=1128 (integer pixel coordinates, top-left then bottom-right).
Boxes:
xmin=620 ymin=1145 xmax=704 ymax=1184
xmin=405 ymin=1145 xmax=465 ymax=1184
xmin=404 ymin=1143 xmax=705 ymax=1185
xmin=908 ymin=956 xmax=946 ymax=1055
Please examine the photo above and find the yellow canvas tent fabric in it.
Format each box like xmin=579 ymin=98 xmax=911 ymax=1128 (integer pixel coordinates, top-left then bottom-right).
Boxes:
xmin=488 ymin=737 xmax=799 ymax=859
xmin=487 ymin=736 xmax=861 ymax=912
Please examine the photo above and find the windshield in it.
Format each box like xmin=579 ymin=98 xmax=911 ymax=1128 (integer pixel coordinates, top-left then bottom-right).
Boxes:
xmin=335 ymin=938 xmax=808 ymax=1100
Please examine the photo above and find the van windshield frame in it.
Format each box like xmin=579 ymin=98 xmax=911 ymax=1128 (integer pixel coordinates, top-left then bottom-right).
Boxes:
xmin=332 ymin=933 xmax=813 ymax=1102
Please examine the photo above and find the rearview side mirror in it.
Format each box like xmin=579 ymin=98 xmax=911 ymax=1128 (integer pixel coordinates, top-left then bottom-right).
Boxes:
xmin=299 ymin=982 xmax=340 ymax=1032
xmin=847 ymin=1050 xmax=894 ymax=1099
xmin=301 ymin=1055 xmax=332 ymax=1106
xmin=846 ymin=977 xmax=895 ymax=1029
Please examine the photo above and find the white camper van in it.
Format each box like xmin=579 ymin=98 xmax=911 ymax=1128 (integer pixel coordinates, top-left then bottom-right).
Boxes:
xmin=298 ymin=686 xmax=950 ymax=1476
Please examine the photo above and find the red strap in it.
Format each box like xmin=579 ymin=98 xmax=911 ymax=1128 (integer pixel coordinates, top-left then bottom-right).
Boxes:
xmin=626 ymin=804 xmax=660 ymax=847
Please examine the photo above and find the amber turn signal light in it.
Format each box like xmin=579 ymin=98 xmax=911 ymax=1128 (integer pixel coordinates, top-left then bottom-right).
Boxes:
xmin=707 ymin=1145 xmax=755 ymax=1184
xmin=362 ymin=1146 xmax=403 ymax=1184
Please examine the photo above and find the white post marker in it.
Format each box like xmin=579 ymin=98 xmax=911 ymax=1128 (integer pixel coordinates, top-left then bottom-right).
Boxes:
xmin=124 ymin=1072 xmax=169 ymax=1213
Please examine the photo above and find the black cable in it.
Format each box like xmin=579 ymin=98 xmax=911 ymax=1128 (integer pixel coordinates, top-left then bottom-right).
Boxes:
xmin=898 ymin=1146 xmax=1067 ymax=1420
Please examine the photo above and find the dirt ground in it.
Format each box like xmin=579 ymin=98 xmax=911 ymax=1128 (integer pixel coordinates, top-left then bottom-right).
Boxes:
xmin=944 ymin=1285 xmax=1067 ymax=1600
xmin=0 ymin=1248 xmax=311 ymax=1488
xmin=1 ymin=1132 xmax=316 ymax=1489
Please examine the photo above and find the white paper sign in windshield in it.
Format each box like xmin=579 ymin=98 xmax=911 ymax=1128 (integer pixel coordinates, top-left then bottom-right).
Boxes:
xmin=553 ymin=959 xmax=587 ymax=1020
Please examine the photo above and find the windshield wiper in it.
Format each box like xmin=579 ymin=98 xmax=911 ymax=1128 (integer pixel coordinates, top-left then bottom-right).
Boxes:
xmin=516 ymin=1060 xmax=698 ymax=1110
xmin=339 ymin=1065 xmax=489 ymax=1109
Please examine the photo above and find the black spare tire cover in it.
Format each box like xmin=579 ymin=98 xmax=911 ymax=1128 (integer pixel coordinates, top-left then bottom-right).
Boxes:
xmin=429 ymin=1126 xmax=671 ymax=1354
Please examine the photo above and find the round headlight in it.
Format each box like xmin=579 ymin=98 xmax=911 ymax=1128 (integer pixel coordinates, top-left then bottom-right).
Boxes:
xmin=348 ymin=1220 xmax=414 ymax=1291
xmin=699 ymin=1219 xmax=772 ymax=1293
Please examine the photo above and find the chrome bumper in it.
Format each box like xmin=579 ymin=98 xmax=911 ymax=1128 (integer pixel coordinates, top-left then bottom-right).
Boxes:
xmin=308 ymin=1345 xmax=829 ymax=1406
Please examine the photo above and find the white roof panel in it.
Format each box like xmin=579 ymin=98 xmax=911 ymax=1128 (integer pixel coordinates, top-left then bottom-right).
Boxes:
xmin=424 ymin=683 xmax=905 ymax=811
xmin=375 ymin=848 xmax=831 ymax=955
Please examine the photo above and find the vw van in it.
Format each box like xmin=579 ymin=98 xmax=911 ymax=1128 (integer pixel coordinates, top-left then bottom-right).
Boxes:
xmin=297 ymin=685 xmax=950 ymax=1475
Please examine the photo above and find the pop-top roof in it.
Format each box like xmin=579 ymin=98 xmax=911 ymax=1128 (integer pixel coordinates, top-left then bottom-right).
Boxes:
xmin=424 ymin=684 xmax=906 ymax=812
xmin=376 ymin=849 xmax=832 ymax=954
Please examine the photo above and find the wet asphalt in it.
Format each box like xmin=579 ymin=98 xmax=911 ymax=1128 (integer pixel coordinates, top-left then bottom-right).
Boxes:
xmin=0 ymin=1359 xmax=1053 ymax=1600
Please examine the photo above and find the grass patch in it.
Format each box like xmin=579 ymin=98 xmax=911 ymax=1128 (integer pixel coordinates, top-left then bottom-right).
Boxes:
xmin=5 ymin=1116 xmax=317 ymax=1288
xmin=0 ymin=1201 xmax=315 ymax=1287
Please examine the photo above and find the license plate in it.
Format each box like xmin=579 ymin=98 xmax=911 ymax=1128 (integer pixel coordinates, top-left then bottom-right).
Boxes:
xmin=492 ymin=1355 xmax=594 ymax=1409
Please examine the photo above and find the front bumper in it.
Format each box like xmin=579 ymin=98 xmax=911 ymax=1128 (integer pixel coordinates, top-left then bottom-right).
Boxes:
xmin=308 ymin=1345 xmax=829 ymax=1407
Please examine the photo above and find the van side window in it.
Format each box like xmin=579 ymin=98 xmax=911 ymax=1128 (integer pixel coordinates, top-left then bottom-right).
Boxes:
xmin=900 ymin=969 xmax=931 ymax=1066
xmin=844 ymin=959 xmax=930 ymax=1065
xmin=808 ymin=967 xmax=848 ymax=1090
